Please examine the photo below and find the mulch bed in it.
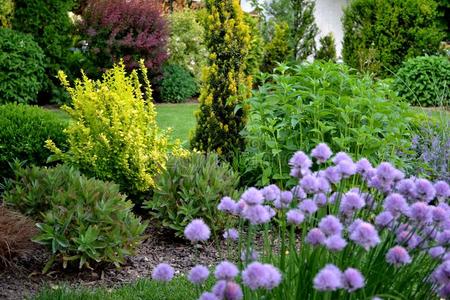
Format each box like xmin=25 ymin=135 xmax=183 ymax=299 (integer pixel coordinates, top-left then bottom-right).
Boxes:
xmin=0 ymin=226 xmax=224 ymax=300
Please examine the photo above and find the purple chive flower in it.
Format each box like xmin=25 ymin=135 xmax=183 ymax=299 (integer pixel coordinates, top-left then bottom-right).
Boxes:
xmin=263 ymin=264 xmax=282 ymax=290
xmin=396 ymin=179 xmax=417 ymax=201
xmin=224 ymin=281 xmax=243 ymax=300
xmin=337 ymin=160 xmax=357 ymax=178
xmin=324 ymin=166 xmax=342 ymax=184
xmin=280 ymin=191 xmax=293 ymax=205
xmin=437 ymin=230 xmax=450 ymax=246
xmin=184 ymin=219 xmax=211 ymax=242
xmin=241 ymin=187 xmax=264 ymax=205
xmin=212 ymin=280 xmax=227 ymax=298
xmin=152 ymin=263 xmax=174 ymax=282
xmin=317 ymin=177 xmax=331 ymax=193
xmin=383 ymin=193 xmax=409 ymax=216
xmin=261 ymin=184 xmax=280 ymax=202
xmin=240 ymin=249 xmax=259 ymax=262
xmin=199 ymin=292 xmax=219 ymax=300
xmin=439 ymin=283 xmax=450 ymax=299
xmin=188 ymin=265 xmax=209 ymax=284
xmin=342 ymin=268 xmax=365 ymax=292
xmin=435 ymin=181 xmax=450 ymax=201
xmin=306 ymin=228 xmax=326 ymax=246
xmin=314 ymin=193 xmax=328 ymax=207
xmin=241 ymin=262 xmax=267 ymax=290
xmin=409 ymin=202 xmax=432 ymax=224
xmin=287 ymin=209 xmax=305 ymax=225
xmin=292 ymin=185 xmax=307 ymax=199
xmin=348 ymin=219 xmax=363 ymax=234
xmin=386 ymin=246 xmax=412 ymax=266
xmin=223 ymin=228 xmax=239 ymax=241
xmin=289 ymin=151 xmax=312 ymax=170
xmin=234 ymin=199 xmax=246 ymax=216
xmin=376 ymin=162 xmax=396 ymax=183
xmin=218 ymin=197 xmax=236 ymax=214
xmin=265 ymin=205 xmax=276 ymax=218
xmin=243 ymin=204 xmax=271 ymax=225
xmin=375 ymin=211 xmax=395 ymax=228
xmin=433 ymin=260 xmax=450 ymax=285
xmin=349 ymin=221 xmax=381 ymax=250
xmin=356 ymin=158 xmax=373 ymax=175
xmin=339 ymin=192 xmax=365 ymax=215
xmin=319 ymin=215 xmax=343 ymax=236
xmin=333 ymin=152 xmax=352 ymax=164
xmin=313 ymin=264 xmax=343 ymax=291
xmin=299 ymin=199 xmax=318 ymax=215
xmin=432 ymin=206 xmax=449 ymax=224
xmin=300 ymin=174 xmax=318 ymax=193
xmin=325 ymin=235 xmax=347 ymax=251
xmin=415 ymin=179 xmax=436 ymax=202
xmin=429 ymin=246 xmax=445 ymax=258
xmin=215 ymin=261 xmax=238 ymax=280
xmin=311 ymin=143 xmax=332 ymax=163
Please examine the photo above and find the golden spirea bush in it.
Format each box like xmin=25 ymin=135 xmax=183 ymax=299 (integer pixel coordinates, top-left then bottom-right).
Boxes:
xmin=46 ymin=61 xmax=178 ymax=196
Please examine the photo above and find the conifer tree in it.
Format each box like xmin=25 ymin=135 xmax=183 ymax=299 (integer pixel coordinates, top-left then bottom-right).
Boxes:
xmin=190 ymin=0 xmax=251 ymax=159
xmin=315 ymin=33 xmax=337 ymax=62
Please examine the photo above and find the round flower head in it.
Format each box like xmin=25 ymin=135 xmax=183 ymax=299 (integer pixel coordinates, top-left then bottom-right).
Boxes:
xmin=311 ymin=143 xmax=332 ymax=163
xmin=306 ymin=228 xmax=326 ymax=246
xmin=319 ymin=215 xmax=343 ymax=236
xmin=261 ymin=184 xmax=280 ymax=202
xmin=218 ymin=197 xmax=236 ymax=214
xmin=324 ymin=166 xmax=342 ymax=184
xmin=212 ymin=280 xmax=227 ymax=299
xmin=376 ymin=162 xmax=396 ymax=183
xmin=299 ymin=199 xmax=318 ymax=215
xmin=337 ymin=160 xmax=356 ymax=178
xmin=432 ymin=206 xmax=449 ymax=224
xmin=339 ymin=192 xmax=365 ymax=215
xmin=386 ymin=246 xmax=412 ymax=266
xmin=436 ymin=230 xmax=450 ymax=246
xmin=291 ymin=185 xmax=306 ymax=200
xmin=439 ymin=283 xmax=450 ymax=299
xmin=188 ymin=265 xmax=209 ymax=284
xmin=429 ymin=246 xmax=445 ymax=258
xmin=314 ymin=193 xmax=328 ymax=207
xmin=241 ymin=187 xmax=264 ymax=205
xmin=375 ymin=211 xmax=394 ymax=228
xmin=433 ymin=260 xmax=450 ymax=285
xmin=313 ymin=264 xmax=343 ymax=291
xmin=241 ymin=248 xmax=259 ymax=262
xmin=287 ymin=209 xmax=305 ymax=225
xmin=316 ymin=177 xmax=331 ymax=193
xmin=289 ymin=151 xmax=312 ymax=170
xmin=280 ymin=191 xmax=293 ymax=205
xmin=415 ymin=179 xmax=436 ymax=202
xmin=348 ymin=219 xmax=363 ymax=234
xmin=435 ymin=181 xmax=450 ymax=201
xmin=263 ymin=264 xmax=282 ymax=290
xmin=234 ymin=199 xmax=246 ymax=216
xmin=349 ymin=221 xmax=381 ymax=250
xmin=356 ymin=158 xmax=373 ymax=176
xmin=242 ymin=262 xmax=267 ymax=290
xmin=300 ymin=174 xmax=318 ymax=194
xmin=243 ymin=204 xmax=271 ymax=225
xmin=265 ymin=205 xmax=276 ymax=218
xmin=199 ymin=292 xmax=219 ymax=300
xmin=223 ymin=228 xmax=239 ymax=241
xmin=224 ymin=281 xmax=243 ymax=300
xmin=342 ymin=268 xmax=365 ymax=292
xmin=383 ymin=193 xmax=409 ymax=216
xmin=332 ymin=152 xmax=352 ymax=164
xmin=396 ymin=179 xmax=417 ymax=201
xmin=152 ymin=263 xmax=174 ymax=282
xmin=409 ymin=202 xmax=432 ymax=224
xmin=215 ymin=261 xmax=238 ymax=280
xmin=184 ymin=219 xmax=211 ymax=243
xmin=325 ymin=235 xmax=347 ymax=252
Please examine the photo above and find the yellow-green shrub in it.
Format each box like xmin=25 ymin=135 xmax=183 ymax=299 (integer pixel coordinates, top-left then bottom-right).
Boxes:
xmin=190 ymin=0 xmax=252 ymax=159
xmin=46 ymin=61 xmax=175 ymax=197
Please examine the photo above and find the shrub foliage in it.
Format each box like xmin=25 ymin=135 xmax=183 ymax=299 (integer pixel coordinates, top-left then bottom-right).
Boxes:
xmin=3 ymin=164 xmax=147 ymax=271
xmin=80 ymin=0 xmax=168 ymax=75
xmin=159 ymin=64 xmax=198 ymax=103
xmin=0 ymin=28 xmax=45 ymax=104
xmin=190 ymin=0 xmax=252 ymax=158
xmin=393 ymin=55 xmax=450 ymax=107
xmin=46 ymin=61 xmax=173 ymax=196
xmin=0 ymin=0 xmax=13 ymax=28
xmin=243 ymin=62 xmax=418 ymax=187
xmin=262 ymin=21 xmax=293 ymax=73
xmin=315 ymin=33 xmax=337 ymax=62
xmin=0 ymin=103 xmax=67 ymax=179
xmin=143 ymin=152 xmax=240 ymax=237
xmin=342 ymin=0 xmax=445 ymax=77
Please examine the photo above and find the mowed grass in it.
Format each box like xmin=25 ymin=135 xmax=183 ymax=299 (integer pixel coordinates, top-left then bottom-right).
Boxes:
xmin=34 ymin=277 xmax=212 ymax=300
xmin=155 ymin=103 xmax=198 ymax=145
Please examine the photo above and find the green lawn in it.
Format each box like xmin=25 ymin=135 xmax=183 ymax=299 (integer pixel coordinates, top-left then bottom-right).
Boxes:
xmin=34 ymin=277 xmax=211 ymax=300
xmin=155 ymin=103 xmax=198 ymax=145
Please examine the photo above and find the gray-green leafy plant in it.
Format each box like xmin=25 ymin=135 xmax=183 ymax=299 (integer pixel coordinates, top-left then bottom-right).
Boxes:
xmin=3 ymin=164 xmax=147 ymax=272
xmin=242 ymin=61 xmax=420 ymax=187
xmin=143 ymin=152 xmax=240 ymax=237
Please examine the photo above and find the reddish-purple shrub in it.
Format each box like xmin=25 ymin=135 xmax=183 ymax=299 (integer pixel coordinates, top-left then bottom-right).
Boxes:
xmin=80 ymin=0 xmax=168 ymax=74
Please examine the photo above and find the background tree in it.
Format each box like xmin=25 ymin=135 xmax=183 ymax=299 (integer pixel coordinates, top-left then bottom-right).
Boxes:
xmin=262 ymin=21 xmax=293 ymax=73
xmin=190 ymin=0 xmax=251 ymax=159
xmin=315 ymin=33 xmax=337 ymax=62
